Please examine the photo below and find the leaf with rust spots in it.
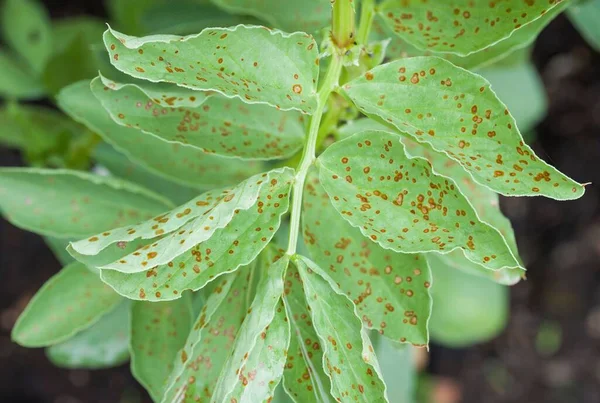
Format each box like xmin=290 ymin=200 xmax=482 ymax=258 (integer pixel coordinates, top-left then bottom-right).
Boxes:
xmin=282 ymin=262 xmax=333 ymax=403
xmin=12 ymin=262 xmax=123 ymax=347
xmin=161 ymin=268 xmax=252 ymax=402
xmin=104 ymin=25 xmax=319 ymax=114
xmin=0 ymin=168 xmax=172 ymax=239
xmin=91 ymin=75 xmax=305 ymax=160
xmin=378 ymin=0 xmax=570 ymax=56
xmin=295 ymin=256 xmax=388 ymax=402
xmin=131 ymin=294 xmax=193 ymax=401
xmin=46 ymin=300 xmax=130 ymax=369
xmin=342 ymin=57 xmax=585 ymax=200
xmin=318 ymin=130 xmax=523 ymax=272
xmin=302 ymin=169 xmax=432 ymax=345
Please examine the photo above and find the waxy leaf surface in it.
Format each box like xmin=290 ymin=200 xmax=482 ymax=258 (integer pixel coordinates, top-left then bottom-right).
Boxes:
xmin=296 ymin=256 xmax=388 ymax=402
xmin=318 ymin=130 xmax=520 ymax=271
xmin=342 ymin=57 xmax=584 ymax=199
xmin=12 ymin=262 xmax=122 ymax=347
xmin=162 ymin=270 xmax=251 ymax=402
xmin=92 ymin=75 xmax=305 ymax=160
xmin=59 ymin=81 xmax=262 ymax=189
xmin=378 ymin=0 xmax=570 ymax=56
xmin=303 ymin=170 xmax=431 ymax=345
xmin=104 ymin=25 xmax=319 ymax=114
xmin=0 ymin=168 xmax=171 ymax=238
xmin=131 ymin=295 xmax=193 ymax=401
xmin=46 ymin=301 xmax=130 ymax=369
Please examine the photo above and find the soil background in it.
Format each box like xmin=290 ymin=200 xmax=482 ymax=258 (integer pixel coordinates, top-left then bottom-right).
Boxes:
xmin=1 ymin=2 xmax=599 ymax=402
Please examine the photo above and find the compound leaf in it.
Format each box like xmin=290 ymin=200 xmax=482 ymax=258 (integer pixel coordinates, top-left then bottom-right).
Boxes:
xmin=342 ymin=57 xmax=584 ymax=199
xmin=378 ymin=0 xmax=570 ymax=56
xmin=131 ymin=295 xmax=194 ymax=401
xmin=59 ymin=81 xmax=263 ymax=189
xmin=46 ymin=300 xmax=130 ymax=369
xmin=91 ymin=75 xmax=306 ymax=160
xmin=104 ymin=25 xmax=319 ymax=114
xmin=303 ymin=169 xmax=432 ymax=345
xmin=318 ymin=130 xmax=522 ymax=271
xmin=11 ymin=262 xmax=123 ymax=347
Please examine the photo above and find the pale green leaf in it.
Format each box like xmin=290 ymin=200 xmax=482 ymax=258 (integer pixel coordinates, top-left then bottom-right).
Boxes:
xmin=131 ymin=295 xmax=194 ymax=401
xmin=211 ymin=0 xmax=331 ymax=33
xmin=46 ymin=301 xmax=130 ymax=369
xmin=161 ymin=269 xmax=252 ymax=402
xmin=99 ymin=169 xmax=292 ymax=301
xmin=11 ymin=262 xmax=123 ymax=347
xmin=103 ymin=25 xmax=319 ymax=114
xmin=213 ymin=253 xmax=289 ymax=403
xmin=1 ymin=0 xmax=52 ymax=73
xmin=372 ymin=335 xmax=416 ymax=403
xmin=427 ymin=254 xmax=509 ymax=347
xmin=282 ymin=263 xmax=333 ymax=403
xmin=0 ymin=168 xmax=172 ymax=238
xmin=44 ymin=236 xmax=75 ymax=265
xmin=378 ymin=0 xmax=570 ymax=56
xmin=59 ymin=81 xmax=263 ymax=189
xmin=0 ymin=50 xmax=45 ymax=99
xmin=91 ymin=75 xmax=306 ymax=160
xmin=568 ymin=0 xmax=600 ymax=51
xmin=303 ymin=169 xmax=432 ymax=345
xmin=342 ymin=57 xmax=584 ymax=199
xmin=295 ymin=256 xmax=388 ymax=402
xmin=318 ymin=130 xmax=522 ymax=271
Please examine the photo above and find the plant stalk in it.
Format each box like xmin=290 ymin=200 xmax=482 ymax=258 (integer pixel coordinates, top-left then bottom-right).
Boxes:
xmin=331 ymin=0 xmax=356 ymax=49
xmin=356 ymin=0 xmax=375 ymax=45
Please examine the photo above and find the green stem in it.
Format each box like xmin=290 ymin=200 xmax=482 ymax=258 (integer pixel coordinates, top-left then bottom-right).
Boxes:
xmin=356 ymin=0 xmax=375 ymax=45
xmin=331 ymin=0 xmax=356 ymax=49
xmin=286 ymin=54 xmax=343 ymax=256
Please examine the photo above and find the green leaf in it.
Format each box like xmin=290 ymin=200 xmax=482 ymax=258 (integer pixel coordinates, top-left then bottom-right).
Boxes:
xmin=46 ymin=300 xmax=130 ymax=369
xmin=103 ymin=25 xmax=319 ymax=114
xmin=372 ymin=335 xmax=416 ymax=403
xmin=51 ymin=17 xmax=105 ymax=55
xmin=0 ymin=50 xmax=45 ymax=99
xmin=427 ymin=254 xmax=509 ymax=347
xmin=91 ymin=75 xmax=306 ymax=160
xmin=212 ymin=252 xmax=289 ymax=402
xmin=101 ymin=172 xmax=291 ymax=301
xmin=11 ymin=262 xmax=123 ymax=347
xmin=282 ymin=262 xmax=333 ymax=403
xmin=378 ymin=0 xmax=570 ymax=56
xmin=318 ymin=130 xmax=522 ymax=271
xmin=295 ymin=256 xmax=388 ymax=402
xmin=59 ymin=81 xmax=264 ymax=189
xmin=161 ymin=269 xmax=251 ymax=402
xmin=568 ymin=0 xmax=600 ymax=51
xmin=130 ymin=295 xmax=194 ymax=401
xmin=302 ymin=169 xmax=432 ymax=345
xmin=211 ymin=0 xmax=332 ymax=33
xmin=0 ymin=168 xmax=172 ymax=238
xmin=105 ymin=0 xmax=164 ymax=35
xmin=44 ymin=236 xmax=75 ymax=265
xmin=342 ymin=57 xmax=584 ymax=199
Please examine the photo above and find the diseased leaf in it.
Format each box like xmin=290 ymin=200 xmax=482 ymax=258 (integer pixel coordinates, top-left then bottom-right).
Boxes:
xmin=161 ymin=269 xmax=251 ymax=402
xmin=568 ymin=0 xmax=600 ymax=51
xmin=103 ymin=25 xmax=319 ymax=114
xmin=211 ymin=0 xmax=332 ymax=33
xmin=59 ymin=81 xmax=263 ymax=189
xmin=0 ymin=168 xmax=172 ymax=238
xmin=342 ymin=57 xmax=584 ymax=199
xmin=0 ymin=50 xmax=45 ymax=99
xmin=378 ymin=0 xmax=569 ymax=56
xmin=131 ymin=294 xmax=194 ymax=401
xmin=318 ymin=130 xmax=522 ymax=271
xmin=46 ymin=301 xmax=130 ymax=369
xmin=303 ymin=169 xmax=432 ymax=345
xmin=295 ymin=256 xmax=388 ymax=402
xmin=1 ymin=0 xmax=52 ymax=73
xmin=213 ymin=252 xmax=289 ymax=403
xmin=427 ymin=254 xmax=509 ymax=347
xmin=282 ymin=263 xmax=333 ymax=403
xmin=91 ymin=75 xmax=306 ymax=160
xmin=99 ymin=169 xmax=292 ymax=301
xmin=11 ymin=262 xmax=123 ymax=347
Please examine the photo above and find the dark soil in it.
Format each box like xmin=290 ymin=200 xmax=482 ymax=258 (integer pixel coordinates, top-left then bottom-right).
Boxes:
xmin=1 ymin=3 xmax=599 ymax=403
